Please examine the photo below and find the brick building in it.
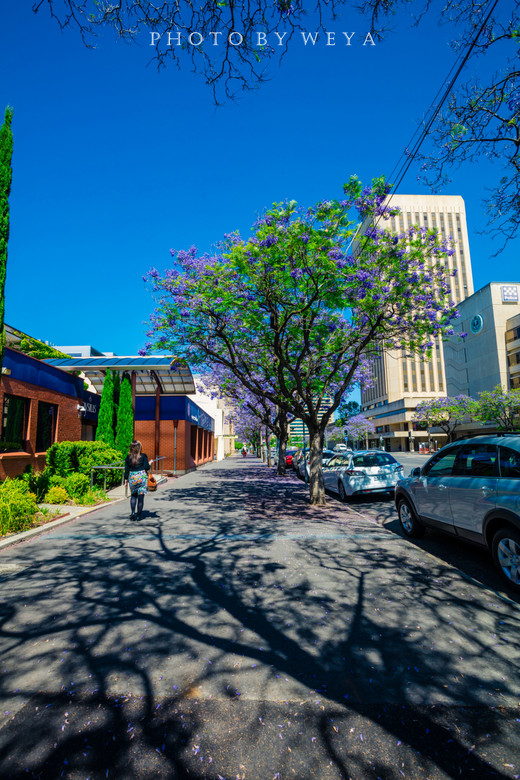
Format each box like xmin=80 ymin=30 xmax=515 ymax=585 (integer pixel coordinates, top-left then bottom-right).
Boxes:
xmin=0 ymin=347 xmax=100 ymax=479
xmin=45 ymin=356 xmax=215 ymax=474
xmin=134 ymin=395 xmax=215 ymax=473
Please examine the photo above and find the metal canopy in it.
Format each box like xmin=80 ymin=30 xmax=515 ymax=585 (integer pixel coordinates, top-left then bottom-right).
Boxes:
xmin=44 ymin=356 xmax=196 ymax=395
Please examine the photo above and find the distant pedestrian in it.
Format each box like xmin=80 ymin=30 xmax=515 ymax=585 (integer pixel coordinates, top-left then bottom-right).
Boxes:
xmin=124 ymin=440 xmax=150 ymax=521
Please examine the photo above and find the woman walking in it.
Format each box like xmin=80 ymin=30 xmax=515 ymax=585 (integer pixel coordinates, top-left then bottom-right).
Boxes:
xmin=124 ymin=440 xmax=150 ymax=521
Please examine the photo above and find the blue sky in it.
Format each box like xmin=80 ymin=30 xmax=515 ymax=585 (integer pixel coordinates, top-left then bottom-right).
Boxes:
xmin=0 ymin=3 xmax=516 ymax=357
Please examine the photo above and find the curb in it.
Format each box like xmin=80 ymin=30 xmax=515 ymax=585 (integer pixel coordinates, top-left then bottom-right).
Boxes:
xmin=0 ymin=496 xmax=128 ymax=550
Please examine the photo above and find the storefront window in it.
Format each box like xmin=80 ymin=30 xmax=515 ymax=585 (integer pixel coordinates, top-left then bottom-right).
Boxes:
xmin=1 ymin=394 xmax=29 ymax=451
xmin=36 ymin=402 xmax=57 ymax=452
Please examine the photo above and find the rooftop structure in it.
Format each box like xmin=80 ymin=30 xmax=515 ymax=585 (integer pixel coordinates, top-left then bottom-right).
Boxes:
xmin=44 ymin=356 xmax=196 ymax=396
xmin=53 ymin=345 xmax=114 ymax=357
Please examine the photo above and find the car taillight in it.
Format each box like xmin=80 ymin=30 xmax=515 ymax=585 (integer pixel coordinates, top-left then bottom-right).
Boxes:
xmin=345 ymin=469 xmax=363 ymax=476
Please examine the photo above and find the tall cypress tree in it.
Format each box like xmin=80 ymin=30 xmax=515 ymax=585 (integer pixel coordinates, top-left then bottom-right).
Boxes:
xmin=112 ymin=370 xmax=121 ymax=440
xmin=115 ymin=374 xmax=134 ymax=455
xmin=95 ymin=368 xmax=115 ymax=447
xmin=0 ymin=107 xmax=13 ymax=375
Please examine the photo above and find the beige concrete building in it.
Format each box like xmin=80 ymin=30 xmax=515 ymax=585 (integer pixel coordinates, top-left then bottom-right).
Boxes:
xmin=507 ymin=311 xmax=520 ymax=391
xmin=360 ymin=194 xmax=474 ymax=452
xmin=189 ymin=381 xmax=237 ymax=459
xmin=445 ymin=282 xmax=520 ymax=397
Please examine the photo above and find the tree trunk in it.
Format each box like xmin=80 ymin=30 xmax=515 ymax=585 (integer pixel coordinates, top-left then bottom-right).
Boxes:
xmin=441 ymin=423 xmax=453 ymax=443
xmin=308 ymin=428 xmax=326 ymax=506
xmin=277 ymin=410 xmax=288 ymax=475
xmin=266 ymin=426 xmax=272 ymax=467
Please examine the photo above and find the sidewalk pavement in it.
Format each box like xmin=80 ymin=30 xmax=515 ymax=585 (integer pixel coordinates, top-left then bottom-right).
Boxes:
xmin=0 ymin=473 xmax=169 ymax=551
xmin=1 ymin=454 xmax=520 ymax=779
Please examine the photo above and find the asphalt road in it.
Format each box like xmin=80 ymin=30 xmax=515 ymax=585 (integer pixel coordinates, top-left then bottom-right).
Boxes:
xmin=1 ymin=455 xmax=519 ymax=779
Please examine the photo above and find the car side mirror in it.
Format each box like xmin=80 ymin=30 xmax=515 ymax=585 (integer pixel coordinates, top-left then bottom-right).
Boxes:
xmin=411 ymin=467 xmax=421 ymax=477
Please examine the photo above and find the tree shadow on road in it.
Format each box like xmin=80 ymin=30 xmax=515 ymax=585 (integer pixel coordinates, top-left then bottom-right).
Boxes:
xmin=0 ymin=461 xmax=519 ymax=778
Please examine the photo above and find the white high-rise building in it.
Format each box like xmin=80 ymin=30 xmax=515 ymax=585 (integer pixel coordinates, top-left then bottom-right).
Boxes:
xmin=360 ymin=194 xmax=474 ymax=452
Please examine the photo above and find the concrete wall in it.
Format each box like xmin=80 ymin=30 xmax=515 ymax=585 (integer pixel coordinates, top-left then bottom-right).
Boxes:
xmin=445 ymin=283 xmax=520 ymax=397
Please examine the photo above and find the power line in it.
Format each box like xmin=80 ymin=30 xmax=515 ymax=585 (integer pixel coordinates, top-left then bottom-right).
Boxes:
xmin=386 ymin=0 xmax=501 ymax=204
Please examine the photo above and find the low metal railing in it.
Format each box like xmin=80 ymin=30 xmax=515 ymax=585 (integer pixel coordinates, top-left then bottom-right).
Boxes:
xmin=149 ymin=456 xmax=165 ymax=478
xmin=90 ymin=456 xmax=166 ymax=497
xmin=90 ymin=461 xmax=125 ymax=492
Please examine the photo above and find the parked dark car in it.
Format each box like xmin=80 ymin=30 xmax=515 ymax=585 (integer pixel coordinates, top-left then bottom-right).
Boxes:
xmin=395 ymin=434 xmax=520 ymax=592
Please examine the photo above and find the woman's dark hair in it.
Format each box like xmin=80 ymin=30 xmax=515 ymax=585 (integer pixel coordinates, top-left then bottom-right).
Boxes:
xmin=129 ymin=440 xmax=142 ymax=467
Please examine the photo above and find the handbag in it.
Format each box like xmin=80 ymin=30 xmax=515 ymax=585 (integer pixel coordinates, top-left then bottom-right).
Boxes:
xmin=147 ymin=474 xmax=157 ymax=492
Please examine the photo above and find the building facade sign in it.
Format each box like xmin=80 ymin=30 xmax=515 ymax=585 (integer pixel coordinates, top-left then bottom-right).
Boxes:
xmin=135 ymin=395 xmax=214 ymax=432
xmin=502 ymin=285 xmax=519 ymax=303
xmin=80 ymin=390 xmax=101 ymax=421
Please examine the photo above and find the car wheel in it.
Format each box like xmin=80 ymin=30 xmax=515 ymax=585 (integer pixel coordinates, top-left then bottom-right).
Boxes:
xmin=338 ymin=481 xmax=347 ymax=502
xmin=492 ymin=527 xmax=520 ymax=592
xmin=397 ymin=498 xmax=425 ymax=539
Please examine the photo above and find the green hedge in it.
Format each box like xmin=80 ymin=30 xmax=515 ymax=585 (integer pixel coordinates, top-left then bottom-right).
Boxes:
xmin=46 ymin=441 xmax=124 ymax=488
xmin=64 ymin=473 xmax=90 ymax=500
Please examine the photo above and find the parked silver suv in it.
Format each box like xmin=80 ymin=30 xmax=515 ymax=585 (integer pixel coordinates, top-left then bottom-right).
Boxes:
xmin=395 ymin=434 xmax=520 ymax=592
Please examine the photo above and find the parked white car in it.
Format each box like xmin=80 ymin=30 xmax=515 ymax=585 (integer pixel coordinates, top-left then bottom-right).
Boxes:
xmin=296 ymin=449 xmax=335 ymax=479
xmin=323 ymin=450 xmax=404 ymax=500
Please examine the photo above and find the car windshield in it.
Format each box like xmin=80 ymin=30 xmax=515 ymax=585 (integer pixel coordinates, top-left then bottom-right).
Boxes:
xmin=352 ymin=453 xmax=397 ymax=468
xmin=326 ymin=455 xmax=350 ymax=467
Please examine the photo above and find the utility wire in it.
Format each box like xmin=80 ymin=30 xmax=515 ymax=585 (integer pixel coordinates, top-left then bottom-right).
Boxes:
xmin=386 ymin=0 xmax=500 ymax=202
xmin=357 ymin=0 xmax=501 ymax=243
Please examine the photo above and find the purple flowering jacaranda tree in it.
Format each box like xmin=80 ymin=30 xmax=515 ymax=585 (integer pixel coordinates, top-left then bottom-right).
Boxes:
xmin=412 ymin=395 xmax=474 ymax=444
xmin=231 ymin=405 xmax=262 ymax=454
xmin=472 ymin=385 xmax=520 ymax=432
xmin=144 ymin=175 xmax=460 ymax=505
xmin=344 ymin=414 xmax=376 ymax=449
xmin=200 ymin=365 xmax=290 ymax=474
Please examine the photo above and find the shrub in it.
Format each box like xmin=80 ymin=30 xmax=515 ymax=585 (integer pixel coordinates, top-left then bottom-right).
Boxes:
xmin=64 ymin=473 xmax=90 ymax=500
xmin=20 ymin=467 xmax=51 ymax=502
xmin=49 ymin=475 xmax=67 ymax=488
xmin=78 ymin=488 xmax=107 ymax=506
xmin=46 ymin=441 xmax=77 ymax=477
xmin=43 ymin=486 xmax=70 ymax=504
xmin=46 ymin=441 xmax=123 ymax=488
xmin=74 ymin=442 xmax=124 ymax=489
xmin=0 ymin=479 xmax=39 ymax=535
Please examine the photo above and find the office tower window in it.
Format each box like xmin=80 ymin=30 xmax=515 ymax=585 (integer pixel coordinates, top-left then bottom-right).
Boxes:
xmin=402 ymin=351 xmax=409 ymax=392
